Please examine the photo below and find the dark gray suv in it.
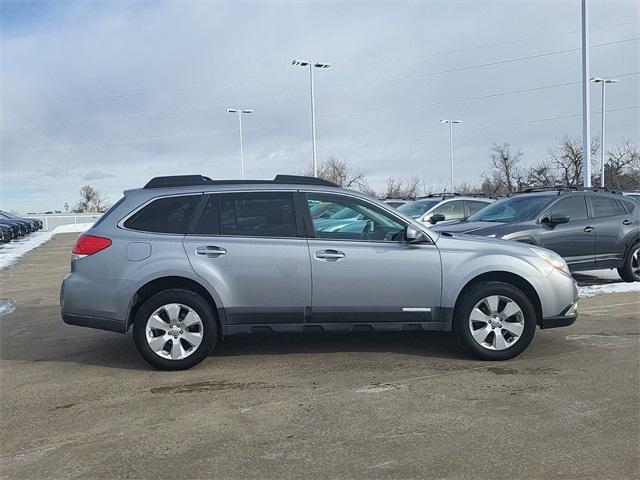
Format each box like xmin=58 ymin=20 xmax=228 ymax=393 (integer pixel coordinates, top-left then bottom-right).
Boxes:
xmin=61 ymin=175 xmax=579 ymax=370
xmin=434 ymin=188 xmax=640 ymax=282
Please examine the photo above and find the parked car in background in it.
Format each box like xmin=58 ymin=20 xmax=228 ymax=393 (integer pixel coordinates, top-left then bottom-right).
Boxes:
xmin=397 ymin=194 xmax=495 ymax=227
xmin=61 ymin=174 xmax=578 ymax=370
xmin=0 ymin=225 xmax=12 ymax=243
xmin=434 ymin=188 xmax=640 ymax=282
xmin=623 ymin=191 xmax=640 ymax=202
xmin=0 ymin=211 xmax=41 ymax=233
xmin=0 ymin=219 xmax=22 ymax=239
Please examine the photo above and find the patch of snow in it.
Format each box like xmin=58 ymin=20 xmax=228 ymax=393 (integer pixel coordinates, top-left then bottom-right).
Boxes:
xmin=578 ymin=282 xmax=640 ymax=298
xmin=0 ymin=298 xmax=16 ymax=316
xmin=0 ymin=223 xmax=93 ymax=270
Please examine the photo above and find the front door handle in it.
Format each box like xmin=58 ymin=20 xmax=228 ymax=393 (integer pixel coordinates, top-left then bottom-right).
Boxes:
xmin=196 ymin=246 xmax=227 ymax=257
xmin=584 ymin=226 xmax=594 ymax=233
xmin=315 ymin=249 xmax=345 ymax=261
xmin=623 ymin=219 xmax=632 ymax=225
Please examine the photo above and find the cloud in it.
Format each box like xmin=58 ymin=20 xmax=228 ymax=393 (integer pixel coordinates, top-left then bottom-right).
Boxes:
xmin=82 ymin=170 xmax=116 ymax=181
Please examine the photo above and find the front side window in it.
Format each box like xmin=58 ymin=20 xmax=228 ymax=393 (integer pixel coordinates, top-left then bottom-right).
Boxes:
xmin=590 ymin=196 xmax=624 ymax=218
xmin=548 ymin=196 xmax=588 ymax=221
xmin=306 ymin=193 xmax=405 ymax=242
xmin=123 ymin=195 xmax=200 ymax=234
xmin=430 ymin=200 xmax=465 ymax=221
xmin=219 ymin=192 xmax=296 ymax=237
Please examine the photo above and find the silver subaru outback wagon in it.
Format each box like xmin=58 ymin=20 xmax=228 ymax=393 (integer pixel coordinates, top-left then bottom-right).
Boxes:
xmin=61 ymin=175 xmax=578 ymax=370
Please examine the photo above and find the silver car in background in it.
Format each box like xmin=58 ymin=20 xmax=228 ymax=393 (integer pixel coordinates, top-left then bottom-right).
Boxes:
xmin=398 ymin=194 xmax=495 ymax=227
xmin=61 ymin=175 xmax=578 ymax=370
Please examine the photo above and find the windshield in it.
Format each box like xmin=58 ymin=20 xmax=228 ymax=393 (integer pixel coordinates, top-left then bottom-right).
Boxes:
xmin=467 ymin=195 xmax=554 ymax=223
xmin=397 ymin=200 xmax=440 ymax=219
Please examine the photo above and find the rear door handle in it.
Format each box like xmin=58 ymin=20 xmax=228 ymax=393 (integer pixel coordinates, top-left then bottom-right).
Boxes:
xmin=584 ymin=226 xmax=594 ymax=233
xmin=623 ymin=219 xmax=632 ymax=225
xmin=196 ymin=246 xmax=227 ymax=257
xmin=315 ymin=249 xmax=345 ymax=261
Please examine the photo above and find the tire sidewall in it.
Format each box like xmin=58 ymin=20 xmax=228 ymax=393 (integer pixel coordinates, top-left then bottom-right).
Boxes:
xmin=133 ymin=289 xmax=218 ymax=370
xmin=454 ymin=281 xmax=537 ymax=361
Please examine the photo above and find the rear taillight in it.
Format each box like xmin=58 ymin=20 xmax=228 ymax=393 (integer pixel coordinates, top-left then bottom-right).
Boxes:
xmin=72 ymin=234 xmax=112 ymax=256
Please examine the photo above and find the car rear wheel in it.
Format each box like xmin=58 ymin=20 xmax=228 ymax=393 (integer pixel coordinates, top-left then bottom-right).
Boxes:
xmin=454 ymin=281 xmax=537 ymax=360
xmin=617 ymin=243 xmax=640 ymax=283
xmin=133 ymin=289 xmax=218 ymax=370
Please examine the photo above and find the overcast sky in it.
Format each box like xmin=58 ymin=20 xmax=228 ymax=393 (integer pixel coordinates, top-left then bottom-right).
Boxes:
xmin=1 ymin=0 xmax=638 ymax=212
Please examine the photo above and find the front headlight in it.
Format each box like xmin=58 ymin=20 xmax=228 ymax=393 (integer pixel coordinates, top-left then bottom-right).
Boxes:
xmin=531 ymin=248 xmax=570 ymax=275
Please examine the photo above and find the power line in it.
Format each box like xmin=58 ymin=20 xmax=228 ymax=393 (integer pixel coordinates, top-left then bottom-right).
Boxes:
xmin=5 ymin=105 xmax=637 ymax=155
xmin=1 ymin=21 xmax=637 ymax=110
xmin=333 ymin=20 xmax=640 ymax=70
xmin=326 ymin=106 xmax=640 ymax=151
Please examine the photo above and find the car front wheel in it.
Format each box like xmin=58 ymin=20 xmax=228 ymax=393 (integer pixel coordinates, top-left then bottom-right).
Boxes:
xmin=617 ymin=243 xmax=640 ymax=283
xmin=133 ymin=289 xmax=218 ymax=370
xmin=454 ymin=281 xmax=537 ymax=360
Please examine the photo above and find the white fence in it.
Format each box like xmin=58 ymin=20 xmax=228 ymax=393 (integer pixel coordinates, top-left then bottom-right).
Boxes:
xmin=24 ymin=213 xmax=102 ymax=231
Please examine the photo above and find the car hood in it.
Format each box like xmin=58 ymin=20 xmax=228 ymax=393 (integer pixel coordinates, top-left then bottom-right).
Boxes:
xmin=432 ymin=220 xmax=511 ymax=235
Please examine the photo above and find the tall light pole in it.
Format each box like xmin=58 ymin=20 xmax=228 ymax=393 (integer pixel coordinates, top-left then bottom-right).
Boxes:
xmin=292 ymin=59 xmax=331 ymax=177
xmin=581 ymin=0 xmax=592 ymax=187
xmin=590 ymin=77 xmax=618 ymax=188
xmin=440 ymin=119 xmax=462 ymax=192
xmin=226 ymin=108 xmax=253 ymax=179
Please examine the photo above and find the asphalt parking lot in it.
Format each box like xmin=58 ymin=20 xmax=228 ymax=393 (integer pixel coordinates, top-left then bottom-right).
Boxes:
xmin=1 ymin=233 xmax=639 ymax=479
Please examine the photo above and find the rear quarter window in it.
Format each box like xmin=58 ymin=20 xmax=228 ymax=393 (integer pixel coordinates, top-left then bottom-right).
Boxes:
xmin=590 ymin=196 xmax=625 ymax=218
xmin=123 ymin=195 xmax=200 ymax=234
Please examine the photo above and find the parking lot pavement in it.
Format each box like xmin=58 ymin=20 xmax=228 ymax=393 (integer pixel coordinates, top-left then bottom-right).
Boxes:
xmin=0 ymin=234 xmax=638 ymax=480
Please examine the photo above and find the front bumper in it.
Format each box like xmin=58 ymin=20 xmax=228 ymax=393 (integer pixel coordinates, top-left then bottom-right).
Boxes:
xmin=540 ymin=301 xmax=578 ymax=329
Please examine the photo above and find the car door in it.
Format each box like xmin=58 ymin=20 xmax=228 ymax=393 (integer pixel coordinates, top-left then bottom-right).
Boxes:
xmin=303 ymin=192 xmax=442 ymax=324
xmin=540 ymin=194 xmax=595 ymax=269
xmin=588 ymin=195 xmax=632 ymax=268
xmin=183 ymin=191 xmax=312 ymax=324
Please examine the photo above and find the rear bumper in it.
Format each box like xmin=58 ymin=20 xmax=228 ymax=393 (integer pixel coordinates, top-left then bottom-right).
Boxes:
xmin=62 ymin=312 xmax=127 ymax=333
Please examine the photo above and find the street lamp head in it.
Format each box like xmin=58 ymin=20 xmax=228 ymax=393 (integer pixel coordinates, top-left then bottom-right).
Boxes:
xmin=590 ymin=77 xmax=603 ymax=83
xmin=440 ymin=119 xmax=449 ymax=124
xmin=451 ymin=120 xmax=462 ymax=124
xmin=292 ymin=59 xmax=310 ymax=66
xmin=241 ymin=109 xmax=254 ymax=114
xmin=441 ymin=119 xmax=462 ymax=124
xmin=591 ymin=77 xmax=619 ymax=84
xmin=314 ymin=62 xmax=331 ymax=69
xmin=605 ymin=78 xmax=619 ymax=84
xmin=226 ymin=108 xmax=238 ymax=113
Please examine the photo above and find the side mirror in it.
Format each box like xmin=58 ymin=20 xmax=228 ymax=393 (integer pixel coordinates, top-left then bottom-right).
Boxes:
xmin=429 ymin=213 xmax=446 ymax=225
xmin=405 ymin=225 xmax=430 ymax=243
xmin=542 ymin=215 xmax=570 ymax=226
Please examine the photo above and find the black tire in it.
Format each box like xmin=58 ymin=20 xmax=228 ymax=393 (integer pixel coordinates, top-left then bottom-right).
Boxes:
xmin=453 ymin=281 xmax=537 ymax=361
xmin=133 ymin=289 xmax=218 ymax=370
xmin=617 ymin=243 xmax=640 ymax=283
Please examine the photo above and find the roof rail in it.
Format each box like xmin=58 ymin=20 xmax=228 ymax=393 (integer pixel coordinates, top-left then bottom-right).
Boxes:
xmin=143 ymin=174 xmax=339 ymax=189
xmin=418 ymin=192 xmax=496 ymax=199
xmin=144 ymin=175 xmax=214 ymax=189
xmin=517 ymin=186 xmax=621 ymax=195
xmin=272 ymin=175 xmax=338 ymax=187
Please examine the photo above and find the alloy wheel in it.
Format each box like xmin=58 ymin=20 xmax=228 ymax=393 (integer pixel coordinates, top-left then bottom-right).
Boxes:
xmin=468 ymin=295 xmax=525 ymax=351
xmin=145 ymin=303 xmax=203 ymax=360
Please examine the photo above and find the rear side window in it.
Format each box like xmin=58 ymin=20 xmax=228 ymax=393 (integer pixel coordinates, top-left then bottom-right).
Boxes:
xmin=124 ymin=195 xmax=199 ymax=233
xmin=549 ymin=196 xmax=588 ymax=221
xmin=590 ymin=196 xmax=624 ymax=218
xmin=219 ymin=192 xmax=296 ymax=237
xmin=467 ymin=200 xmax=489 ymax=215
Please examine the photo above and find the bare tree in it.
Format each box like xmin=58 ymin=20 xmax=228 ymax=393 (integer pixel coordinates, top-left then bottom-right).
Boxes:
xmin=303 ymin=157 xmax=368 ymax=190
xmin=547 ymin=135 xmax=599 ymax=186
xmin=605 ymin=138 xmax=640 ymax=189
xmin=525 ymin=160 xmax=558 ymax=188
xmin=74 ymin=185 xmax=110 ymax=213
xmin=487 ymin=142 xmax=524 ymax=194
xmin=382 ymin=175 xmax=421 ymax=198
